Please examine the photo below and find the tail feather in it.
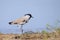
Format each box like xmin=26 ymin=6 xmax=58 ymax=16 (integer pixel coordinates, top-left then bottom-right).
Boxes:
xmin=9 ymin=22 xmax=12 ymax=24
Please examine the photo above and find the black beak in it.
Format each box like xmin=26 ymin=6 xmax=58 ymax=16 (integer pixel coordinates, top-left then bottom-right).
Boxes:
xmin=32 ymin=16 xmax=34 ymax=18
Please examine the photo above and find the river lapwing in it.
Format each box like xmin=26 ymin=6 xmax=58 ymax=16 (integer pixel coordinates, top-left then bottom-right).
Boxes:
xmin=9 ymin=14 xmax=33 ymax=34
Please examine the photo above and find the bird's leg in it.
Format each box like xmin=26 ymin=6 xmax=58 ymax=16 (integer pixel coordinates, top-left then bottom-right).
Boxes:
xmin=20 ymin=25 xmax=23 ymax=34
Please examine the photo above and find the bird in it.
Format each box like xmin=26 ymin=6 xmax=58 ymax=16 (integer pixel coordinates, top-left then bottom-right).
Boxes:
xmin=9 ymin=14 xmax=33 ymax=34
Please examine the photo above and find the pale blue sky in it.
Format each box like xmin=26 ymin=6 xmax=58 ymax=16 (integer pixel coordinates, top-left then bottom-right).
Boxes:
xmin=0 ymin=0 xmax=60 ymax=34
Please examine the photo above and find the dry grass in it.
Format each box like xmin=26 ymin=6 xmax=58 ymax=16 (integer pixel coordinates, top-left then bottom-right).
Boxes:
xmin=0 ymin=30 xmax=60 ymax=40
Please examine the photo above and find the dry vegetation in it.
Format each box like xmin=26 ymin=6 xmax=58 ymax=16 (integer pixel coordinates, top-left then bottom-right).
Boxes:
xmin=0 ymin=21 xmax=60 ymax=40
xmin=0 ymin=28 xmax=60 ymax=40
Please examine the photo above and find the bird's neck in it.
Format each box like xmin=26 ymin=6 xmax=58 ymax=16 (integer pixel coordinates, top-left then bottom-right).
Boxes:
xmin=25 ymin=15 xmax=31 ymax=20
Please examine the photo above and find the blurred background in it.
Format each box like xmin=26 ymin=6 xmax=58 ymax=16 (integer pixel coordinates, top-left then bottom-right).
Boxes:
xmin=0 ymin=0 xmax=60 ymax=34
